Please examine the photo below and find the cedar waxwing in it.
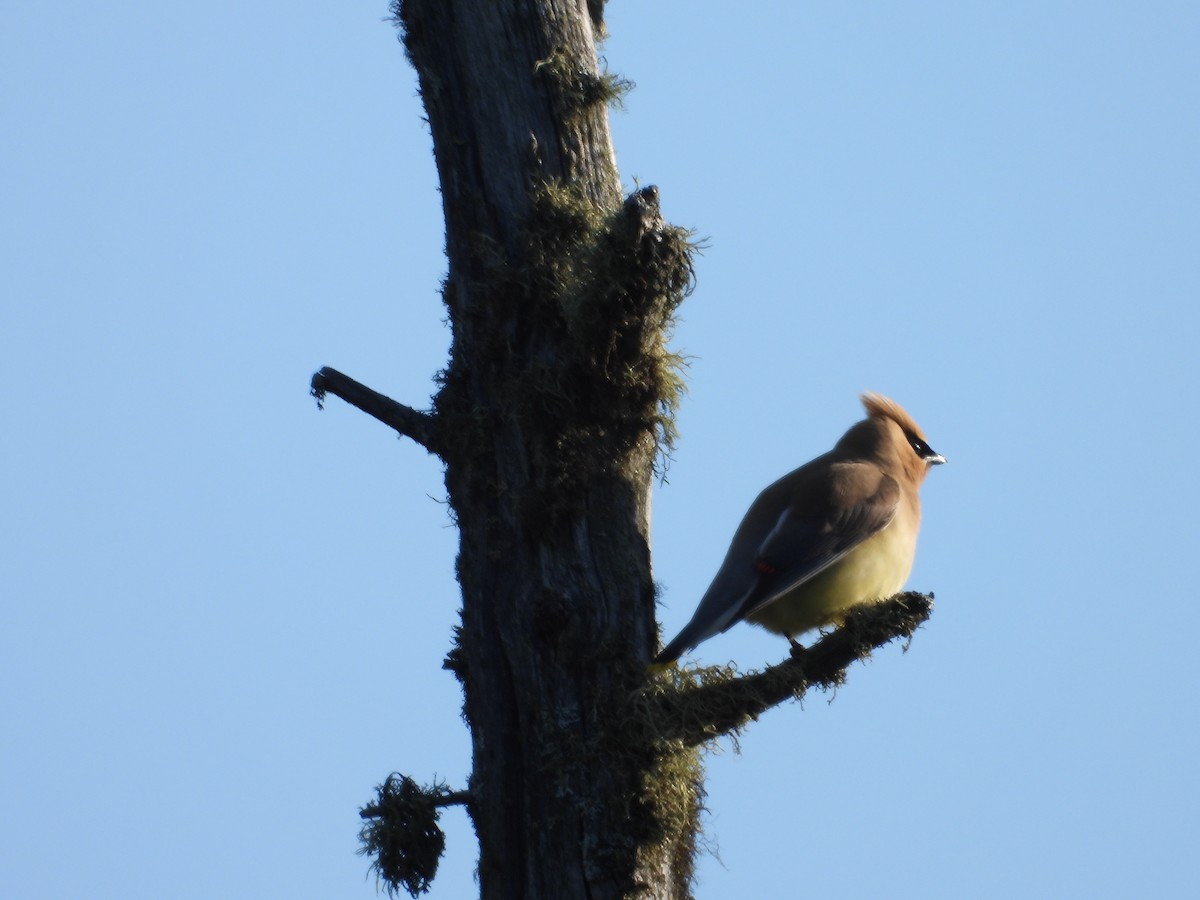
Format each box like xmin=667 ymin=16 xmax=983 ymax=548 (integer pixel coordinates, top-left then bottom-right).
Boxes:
xmin=656 ymin=393 xmax=944 ymax=664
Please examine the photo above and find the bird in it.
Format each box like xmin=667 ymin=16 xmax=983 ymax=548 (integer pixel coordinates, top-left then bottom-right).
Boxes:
xmin=655 ymin=393 xmax=944 ymax=665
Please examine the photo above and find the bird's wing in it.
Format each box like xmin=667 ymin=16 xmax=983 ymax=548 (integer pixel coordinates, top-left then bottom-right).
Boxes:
xmin=730 ymin=464 xmax=901 ymax=625
xmin=653 ymin=460 xmax=902 ymax=664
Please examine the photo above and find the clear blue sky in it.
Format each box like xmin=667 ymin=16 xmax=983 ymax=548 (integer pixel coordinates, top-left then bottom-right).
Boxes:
xmin=4 ymin=2 xmax=1197 ymax=898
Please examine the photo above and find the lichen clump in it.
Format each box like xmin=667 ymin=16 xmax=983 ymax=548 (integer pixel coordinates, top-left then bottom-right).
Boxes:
xmin=358 ymin=774 xmax=450 ymax=898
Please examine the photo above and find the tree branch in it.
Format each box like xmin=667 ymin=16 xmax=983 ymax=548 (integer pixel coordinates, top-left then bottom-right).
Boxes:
xmin=310 ymin=366 xmax=439 ymax=456
xmin=360 ymin=790 xmax=471 ymax=819
xmin=649 ymin=592 xmax=934 ymax=748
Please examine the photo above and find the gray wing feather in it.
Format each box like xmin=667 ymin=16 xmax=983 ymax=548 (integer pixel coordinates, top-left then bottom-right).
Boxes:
xmin=733 ymin=487 xmax=898 ymax=623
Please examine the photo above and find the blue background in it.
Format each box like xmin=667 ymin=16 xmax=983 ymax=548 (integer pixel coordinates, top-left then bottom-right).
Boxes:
xmin=4 ymin=2 xmax=1197 ymax=897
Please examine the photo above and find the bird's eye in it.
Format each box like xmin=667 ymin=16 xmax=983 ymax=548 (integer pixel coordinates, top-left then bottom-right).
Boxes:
xmin=909 ymin=435 xmax=930 ymax=455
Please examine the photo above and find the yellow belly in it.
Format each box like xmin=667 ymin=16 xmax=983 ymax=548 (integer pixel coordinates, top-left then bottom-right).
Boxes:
xmin=746 ymin=521 xmax=916 ymax=638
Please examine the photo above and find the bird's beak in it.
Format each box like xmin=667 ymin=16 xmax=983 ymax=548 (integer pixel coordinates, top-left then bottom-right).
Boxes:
xmin=926 ymin=453 xmax=947 ymax=466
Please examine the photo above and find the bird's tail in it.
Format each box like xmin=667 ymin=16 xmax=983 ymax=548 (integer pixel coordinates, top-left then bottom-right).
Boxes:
xmin=651 ymin=631 xmax=695 ymax=668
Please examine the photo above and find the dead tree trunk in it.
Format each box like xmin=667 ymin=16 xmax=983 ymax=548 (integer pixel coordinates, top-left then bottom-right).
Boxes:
xmin=365 ymin=2 xmax=698 ymax=896
xmin=312 ymin=2 xmax=933 ymax=898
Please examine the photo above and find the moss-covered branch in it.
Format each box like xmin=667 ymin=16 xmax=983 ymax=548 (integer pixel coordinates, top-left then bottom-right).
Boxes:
xmin=358 ymin=774 xmax=469 ymax=898
xmin=648 ymin=592 xmax=934 ymax=748
xmin=310 ymin=366 xmax=439 ymax=456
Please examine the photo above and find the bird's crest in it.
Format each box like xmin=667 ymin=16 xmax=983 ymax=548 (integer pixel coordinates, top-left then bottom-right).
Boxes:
xmin=860 ymin=392 xmax=925 ymax=439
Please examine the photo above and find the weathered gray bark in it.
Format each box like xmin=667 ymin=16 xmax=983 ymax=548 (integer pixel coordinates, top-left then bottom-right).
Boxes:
xmin=393 ymin=2 xmax=692 ymax=897
xmin=314 ymin=2 xmax=933 ymax=898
